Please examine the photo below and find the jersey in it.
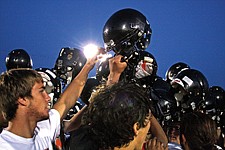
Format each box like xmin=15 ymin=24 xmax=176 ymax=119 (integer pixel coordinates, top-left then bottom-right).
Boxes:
xmin=0 ymin=109 xmax=60 ymax=150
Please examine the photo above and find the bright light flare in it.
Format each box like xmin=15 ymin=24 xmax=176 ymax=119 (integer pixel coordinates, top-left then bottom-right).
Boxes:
xmin=83 ymin=44 xmax=99 ymax=59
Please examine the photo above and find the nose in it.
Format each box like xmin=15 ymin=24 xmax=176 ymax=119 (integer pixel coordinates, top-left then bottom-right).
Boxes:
xmin=44 ymin=91 xmax=51 ymax=102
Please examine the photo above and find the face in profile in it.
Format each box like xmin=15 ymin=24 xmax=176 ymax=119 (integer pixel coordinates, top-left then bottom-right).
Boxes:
xmin=27 ymin=82 xmax=51 ymax=122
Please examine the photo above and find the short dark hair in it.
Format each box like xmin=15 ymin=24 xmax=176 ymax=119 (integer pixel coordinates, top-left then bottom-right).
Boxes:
xmin=180 ymin=111 xmax=218 ymax=150
xmin=82 ymin=82 xmax=152 ymax=149
xmin=0 ymin=68 xmax=42 ymax=121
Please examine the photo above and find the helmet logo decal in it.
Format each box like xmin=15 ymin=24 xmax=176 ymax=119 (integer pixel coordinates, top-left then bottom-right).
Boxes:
xmin=182 ymin=76 xmax=193 ymax=87
xmin=67 ymin=53 xmax=73 ymax=60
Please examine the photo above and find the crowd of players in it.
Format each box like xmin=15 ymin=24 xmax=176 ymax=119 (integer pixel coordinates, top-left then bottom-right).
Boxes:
xmin=0 ymin=8 xmax=224 ymax=150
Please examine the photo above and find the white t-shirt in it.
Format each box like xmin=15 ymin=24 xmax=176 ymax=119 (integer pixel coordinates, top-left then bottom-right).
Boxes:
xmin=0 ymin=109 xmax=60 ymax=150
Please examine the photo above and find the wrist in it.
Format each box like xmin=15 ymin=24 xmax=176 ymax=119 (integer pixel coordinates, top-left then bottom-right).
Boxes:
xmin=107 ymin=73 xmax=121 ymax=85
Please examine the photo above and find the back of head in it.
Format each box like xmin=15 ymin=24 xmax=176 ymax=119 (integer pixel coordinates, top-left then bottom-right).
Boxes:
xmin=180 ymin=111 xmax=218 ymax=150
xmin=0 ymin=69 xmax=42 ymax=121
xmin=83 ymin=82 xmax=152 ymax=149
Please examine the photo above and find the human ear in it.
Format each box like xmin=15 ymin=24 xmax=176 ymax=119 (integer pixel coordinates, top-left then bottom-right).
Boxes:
xmin=133 ymin=122 xmax=140 ymax=136
xmin=17 ymin=97 xmax=29 ymax=106
xmin=181 ymin=134 xmax=186 ymax=145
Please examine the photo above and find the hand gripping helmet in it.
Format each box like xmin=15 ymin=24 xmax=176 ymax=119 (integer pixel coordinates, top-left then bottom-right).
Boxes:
xmin=5 ymin=49 xmax=33 ymax=70
xmin=171 ymin=69 xmax=209 ymax=111
xmin=54 ymin=47 xmax=87 ymax=85
xmin=103 ymin=8 xmax=152 ymax=56
xmin=165 ymin=62 xmax=190 ymax=84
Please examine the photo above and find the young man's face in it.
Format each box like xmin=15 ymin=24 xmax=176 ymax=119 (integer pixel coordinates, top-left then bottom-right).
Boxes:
xmin=27 ymin=82 xmax=51 ymax=122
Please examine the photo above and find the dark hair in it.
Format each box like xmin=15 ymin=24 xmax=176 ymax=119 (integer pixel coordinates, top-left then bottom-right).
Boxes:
xmin=180 ymin=111 xmax=218 ymax=150
xmin=0 ymin=68 xmax=42 ymax=121
xmin=82 ymin=82 xmax=152 ymax=149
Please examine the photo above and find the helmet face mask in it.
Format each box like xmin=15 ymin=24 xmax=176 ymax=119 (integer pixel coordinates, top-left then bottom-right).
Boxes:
xmin=103 ymin=8 xmax=152 ymax=56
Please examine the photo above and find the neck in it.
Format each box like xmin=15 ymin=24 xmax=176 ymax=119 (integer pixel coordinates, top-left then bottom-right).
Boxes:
xmin=114 ymin=141 xmax=137 ymax=150
xmin=6 ymin=114 xmax=37 ymax=138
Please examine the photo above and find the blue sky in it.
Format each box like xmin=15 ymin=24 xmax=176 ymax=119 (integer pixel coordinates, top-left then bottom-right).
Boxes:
xmin=0 ymin=0 xmax=225 ymax=88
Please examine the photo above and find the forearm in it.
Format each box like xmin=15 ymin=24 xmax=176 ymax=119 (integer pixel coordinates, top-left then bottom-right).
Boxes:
xmin=150 ymin=115 xmax=168 ymax=146
xmin=53 ymin=63 xmax=93 ymax=122
xmin=64 ymin=105 xmax=87 ymax=132
xmin=106 ymin=73 xmax=121 ymax=86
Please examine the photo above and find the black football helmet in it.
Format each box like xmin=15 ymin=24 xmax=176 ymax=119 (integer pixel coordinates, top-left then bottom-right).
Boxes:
xmin=171 ymin=69 xmax=209 ymax=111
xmin=80 ymin=77 xmax=100 ymax=105
xmin=36 ymin=67 xmax=62 ymax=107
xmin=208 ymin=86 xmax=224 ymax=111
xmin=103 ymin=8 xmax=152 ymax=58
xmin=5 ymin=49 xmax=33 ymax=70
xmin=165 ymin=62 xmax=190 ymax=83
xmin=120 ymin=50 xmax=157 ymax=83
xmin=220 ymin=112 xmax=225 ymax=134
xmin=200 ymin=86 xmax=224 ymax=124
xmin=54 ymin=47 xmax=87 ymax=86
xmin=150 ymin=77 xmax=178 ymax=123
xmin=96 ymin=58 xmax=110 ymax=83
xmin=134 ymin=50 xmax=157 ymax=78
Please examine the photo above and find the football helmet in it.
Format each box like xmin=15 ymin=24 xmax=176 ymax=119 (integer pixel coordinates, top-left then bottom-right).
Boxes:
xmin=80 ymin=77 xmax=100 ymax=105
xmin=121 ymin=50 xmax=157 ymax=83
xmin=171 ymin=69 xmax=209 ymax=111
xmin=54 ymin=47 xmax=87 ymax=85
xmin=150 ymin=77 xmax=178 ymax=123
xmin=5 ymin=49 xmax=33 ymax=70
xmin=103 ymin=8 xmax=152 ymax=57
xmin=165 ymin=62 xmax=190 ymax=83
xmin=96 ymin=58 xmax=110 ymax=83
xmin=208 ymin=86 xmax=224 ymax=111
xmin=36 ymin=67 xmax=61 ymax=107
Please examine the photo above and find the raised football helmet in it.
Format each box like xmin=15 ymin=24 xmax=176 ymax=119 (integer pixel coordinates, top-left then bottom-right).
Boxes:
xmin=103 ymin=8 xmax=152 ymax=57
xmin=121 ymin=50 xmax=157 ymax=83
xmin=54 ymin=47 xmax=87 ymax=86
xmin=5 ymin=49 xmax=33 ymax=70
xmin=36 ymin=67 xmax=61 ymax=107
xmin=96 ymin=58 xmax=110 ymax=83
xmin=165 ymin=62 xmax=190 ymax=83
xmin=171 ymin=69 xmax=209 ymax=111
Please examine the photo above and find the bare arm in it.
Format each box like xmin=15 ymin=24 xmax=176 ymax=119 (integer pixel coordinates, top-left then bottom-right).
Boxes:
xmin=63 ymin=105 xmax=87 ymax=132
xmin=53 ymin=56 xmax=96 ymax=122
xmin=150 ymin=115 xmax=168 ymax=147
xmin=106 ymin=55 xmax=127 ymax=85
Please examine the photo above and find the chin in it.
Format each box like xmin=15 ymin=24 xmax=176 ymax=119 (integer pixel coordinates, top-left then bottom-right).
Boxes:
xmin=38 ymin=113 xmax=50 ymax=122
